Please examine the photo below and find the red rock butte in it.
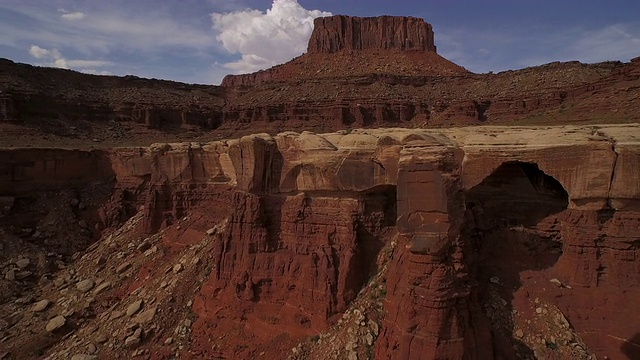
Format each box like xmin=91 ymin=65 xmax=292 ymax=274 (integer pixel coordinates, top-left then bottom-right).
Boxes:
xmin=307 ymin=15 xmax=437 ymax=53
xmin=221 ymin=15 xmax=465 ymax=86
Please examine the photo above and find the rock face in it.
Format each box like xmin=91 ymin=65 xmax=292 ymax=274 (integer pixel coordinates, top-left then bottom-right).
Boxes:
xmin=1 ymin=125 xmax=640 ymax=359
xmin=3 ymin=18 xmax=639 ymax=142
xmin=307 ymin=15 xmax=436 ymax=53
xmin=0 ymin=148 xmax=114 ymax=194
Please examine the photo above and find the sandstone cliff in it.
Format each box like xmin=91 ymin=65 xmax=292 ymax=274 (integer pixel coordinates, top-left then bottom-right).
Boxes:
xmin=1 ymin=124 xmax=639 ymax=359
xmin=307 ymin=15 xmax=436 ymax=53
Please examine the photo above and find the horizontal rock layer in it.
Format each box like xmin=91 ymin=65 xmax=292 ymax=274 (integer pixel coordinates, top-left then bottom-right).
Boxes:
xmin=3 ymin=58 xmax=639 ymax=149
xmin=1 ymin=124 xmax=640 ymax=359
xmin=307 ymin=15 xmax=436 ymax=54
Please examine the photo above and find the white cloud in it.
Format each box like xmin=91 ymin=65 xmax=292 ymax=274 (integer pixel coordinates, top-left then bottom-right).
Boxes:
xmin=1 ymin=3 xmax=230 ymax=84
xmin=211 ymin=0 xmax=331 ymax=74
xmin=29 ymin=44 xmax=55 ymax=59
xmin=80 ymin=69 xmax=111 ymax=76
xmin=223 ymin=54 xmax=274 ymax=71
xmin=28 ymin=44 xmax=111 ymax=72
xmin=2 ymin=3 xmax=223 ymax=57
xmin=61 ymin=11 xmax=85 ymax=21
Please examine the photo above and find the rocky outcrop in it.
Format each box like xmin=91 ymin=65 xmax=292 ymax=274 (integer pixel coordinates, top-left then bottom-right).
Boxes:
xmin=307 ymin=15 xmax=436 ymax=53
xmin=2 ymin=124 xmax=640 ymax=359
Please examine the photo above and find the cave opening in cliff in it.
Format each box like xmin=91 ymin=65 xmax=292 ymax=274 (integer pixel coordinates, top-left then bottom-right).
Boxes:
xmin=463 ymin=161 xmax=569 ymax=358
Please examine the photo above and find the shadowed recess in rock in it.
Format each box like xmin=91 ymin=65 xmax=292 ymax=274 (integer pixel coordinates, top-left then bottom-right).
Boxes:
xmin=463 ymin=161 xmax=569 ymax=358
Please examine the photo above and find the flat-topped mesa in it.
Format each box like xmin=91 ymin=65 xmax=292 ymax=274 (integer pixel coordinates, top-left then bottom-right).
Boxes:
xmin=307 ymin=15 xmax=436 ymax=54
xmin=220 ymin=15 xmax=445 ymax=86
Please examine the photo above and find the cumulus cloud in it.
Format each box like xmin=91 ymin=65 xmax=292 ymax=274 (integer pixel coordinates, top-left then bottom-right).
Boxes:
xmin=28 ymin=44 xmax=110 ymax=72
xmin=211 ymin=0 xmax=331 ymax=73
xmin=61 ymin=11 xmax=86 ymax=21
xmin=29 ymin=45 xmax=59 ymax=59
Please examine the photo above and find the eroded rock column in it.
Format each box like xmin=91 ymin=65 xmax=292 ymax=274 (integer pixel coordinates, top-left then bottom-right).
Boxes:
xmin=377 ymin=144 xmax=493 ymax=359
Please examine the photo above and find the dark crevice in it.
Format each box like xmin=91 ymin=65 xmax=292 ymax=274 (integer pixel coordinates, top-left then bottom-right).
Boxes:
xmin=606 ymin=142 xmax=619 ymax=209
xmin=463 ymin=161 xmax=569 ymax=359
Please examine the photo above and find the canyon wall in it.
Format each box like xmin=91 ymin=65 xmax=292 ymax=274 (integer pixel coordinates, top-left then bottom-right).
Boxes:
xmin=5 ymin=57 xmax=637 ymax=140
xmin=0 ymin=149 xmax=113 ymax=195
xmin=1 ymin=124 xmax=639 ymax=359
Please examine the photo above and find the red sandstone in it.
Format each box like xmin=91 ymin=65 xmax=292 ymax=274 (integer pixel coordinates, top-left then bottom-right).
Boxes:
xmin=307 ymin=15 xmax=436 ymax=54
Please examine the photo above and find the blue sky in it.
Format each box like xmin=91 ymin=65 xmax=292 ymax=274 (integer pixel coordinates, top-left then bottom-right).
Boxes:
xmin=1 ymin=0 xmax=639 ymax=84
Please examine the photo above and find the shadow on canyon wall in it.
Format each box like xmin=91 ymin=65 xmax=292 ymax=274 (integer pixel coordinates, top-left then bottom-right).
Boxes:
xmin=621 ymin=333 xmax=640 ymax=359
xmin=464 ymin=161 xmax=569 ymax=358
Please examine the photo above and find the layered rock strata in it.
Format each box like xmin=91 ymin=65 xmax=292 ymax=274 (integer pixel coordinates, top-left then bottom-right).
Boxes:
xmin=1 ymin=124 xmax=639 ymax=359
xmin=3 ymin=22 xmax=640 ymax=140
xmin=307 ymin=15 xmax=436 ymax=53
xmin=3 ymin=56 xmax=638 ymax=144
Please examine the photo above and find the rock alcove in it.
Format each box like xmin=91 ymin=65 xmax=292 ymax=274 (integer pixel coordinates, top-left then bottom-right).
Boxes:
xmin=464 ymin=161 xmax=571 ymax=358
